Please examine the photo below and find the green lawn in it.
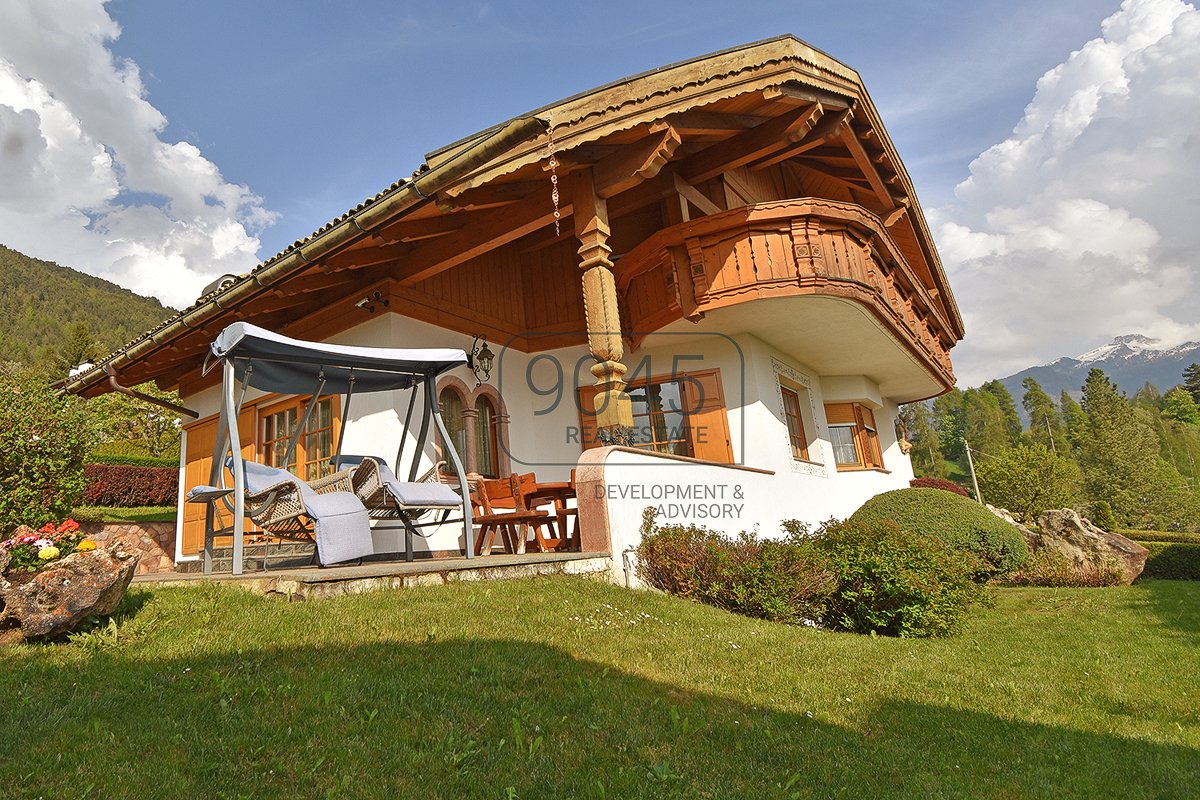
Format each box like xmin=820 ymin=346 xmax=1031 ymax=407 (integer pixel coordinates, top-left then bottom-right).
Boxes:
xmin=72 ymin=505 xmax=177 ymax=523
xmin=2 ymin=578 xmax=1197 ymax=799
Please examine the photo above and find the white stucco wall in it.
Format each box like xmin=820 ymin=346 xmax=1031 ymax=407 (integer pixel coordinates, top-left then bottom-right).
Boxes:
xmin=178 ymin=314 xmax=916 ymax=563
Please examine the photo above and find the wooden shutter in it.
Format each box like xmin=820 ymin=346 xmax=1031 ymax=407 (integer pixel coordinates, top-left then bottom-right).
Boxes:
xmin=856 ymin=405 xmax=883 ymax=468
xmin=682 ymin=369 xmax=733 ymax=463
xmin=575 ymin=384 xmax=602 ymax=451
xmin=824 ymin=402 xmax=857 ymax=426
xmin=180 ymin=408 xmax=257 ymax=556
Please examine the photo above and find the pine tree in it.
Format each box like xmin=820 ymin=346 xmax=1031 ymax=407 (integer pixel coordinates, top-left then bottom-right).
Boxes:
xmin=981 ymin=380 xmax=1022 ymax=444
xmin=1078 ymin=368 xmax=1195 ymax=529
xmin=1061 ymin=391 xmax=1088 ymax=451
xmin=961 ymin=388 xmax=1012 ymax=457
xmin=1183 ymin=363 xmax=1200 ymax=404
xmin=1021 ymin=377 xmax=1067 ymax=453
xmin=53 ymin=322 xmax=98 ymax=375
xmin=901 ymin=401 xmax=946 ymax=478
xmin=1163 ymin=387 xmax=1200 ymax=426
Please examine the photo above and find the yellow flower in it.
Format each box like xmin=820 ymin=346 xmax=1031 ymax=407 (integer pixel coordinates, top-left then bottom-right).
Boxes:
xmin=76 ymin=539 xmax=97 ymax=552
xmin=38 ymin=545 xmax=60 ymax=560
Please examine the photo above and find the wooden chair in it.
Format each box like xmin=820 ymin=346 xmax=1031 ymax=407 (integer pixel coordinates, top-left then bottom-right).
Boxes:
xmin=472 ymin=474 xmax=559 ymax=555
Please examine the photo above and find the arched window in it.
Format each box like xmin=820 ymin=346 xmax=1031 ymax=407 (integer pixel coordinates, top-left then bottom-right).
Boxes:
xmin=474 ymin=395 xmax=499 ymax=478
xmin=439 ymin=387 xmax=466 ymax=464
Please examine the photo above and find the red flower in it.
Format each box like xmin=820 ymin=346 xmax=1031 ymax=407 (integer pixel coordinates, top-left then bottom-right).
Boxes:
xmin=57 ymin=519 xmax=79 ymax=534
xmin=38 ymin=523 xmax=57 ymax=534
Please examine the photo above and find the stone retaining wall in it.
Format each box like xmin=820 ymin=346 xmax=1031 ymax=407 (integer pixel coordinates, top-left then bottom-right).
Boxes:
xmin=80 ymin=522 xmax=176 ymax=576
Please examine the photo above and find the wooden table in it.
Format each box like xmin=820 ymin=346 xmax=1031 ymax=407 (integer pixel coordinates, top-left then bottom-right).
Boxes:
xmin=524 ymin=482 xmax=578 ymax=551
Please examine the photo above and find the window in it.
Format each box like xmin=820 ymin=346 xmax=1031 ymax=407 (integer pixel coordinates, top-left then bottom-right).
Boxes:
xmin=437 ymin=382 xmax=508 ymax=477
xmin=629 ymin=379 xmax=692 ymax=457
xmin=474 ymin=395 xmax=499 ymax=478
xmin=577 ymin=369 xmax=733 ymax=464
xmin=824 ymin=402 xmax=884 ymax=470
xmin=262 ymin=396 xmax=338 ymax=481
xmin=779 ymin=384 xmax=810 ymax=460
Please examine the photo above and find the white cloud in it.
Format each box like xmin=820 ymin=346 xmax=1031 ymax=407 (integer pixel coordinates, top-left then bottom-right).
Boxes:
xmin=936 ymin=0 xmax=1200 ymax=385
xmin=0 ymin=0 xmax=275 ymax=309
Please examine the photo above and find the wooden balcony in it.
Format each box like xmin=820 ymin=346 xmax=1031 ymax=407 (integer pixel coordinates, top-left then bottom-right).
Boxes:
xmin=614 ymin=198 xmax=956 ymax=389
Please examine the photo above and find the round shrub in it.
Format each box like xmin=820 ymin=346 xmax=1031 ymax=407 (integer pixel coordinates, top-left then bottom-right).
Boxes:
xmin=813 ymin=519 xmax=984 ymax=638
xmin=850 ymin=488 xmax=1030 ymax=580
xmin=909 ymin=477 xmax=970 ymax=497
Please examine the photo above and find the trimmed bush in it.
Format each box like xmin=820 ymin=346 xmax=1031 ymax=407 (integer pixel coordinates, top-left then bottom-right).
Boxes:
xmin=1006 ymin=550 xmax=1124 ymax=587
xmin=1137 ymin=541 xmax=1200 ymax=581
xmin=909 ymin=477 xmax=970 ymax=497
xmin=1091 ymin=501 xmax=1118 ymax=532
xmin=636 ymin=519 xmax=835 ymax=625
xmin=88 ymin=452 xmax=179 ymax=468
xmin=1123 ymin=530 xmax=1200 ymax=545
xmin=83 ymin=464 xmax=178 ymax=507
xmin=850 ymin=488 xmax=1030 ymax=580
xmin=813 ymin=519 xmax=984 ymax=638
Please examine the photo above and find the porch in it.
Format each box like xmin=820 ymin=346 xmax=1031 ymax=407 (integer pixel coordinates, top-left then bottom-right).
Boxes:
xmin=136 ymin=548 xmax=612 ymax=601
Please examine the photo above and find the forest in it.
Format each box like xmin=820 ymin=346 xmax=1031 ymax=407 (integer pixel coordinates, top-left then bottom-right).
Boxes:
xmin=902 ymin=365 xmax=1200 ymax=532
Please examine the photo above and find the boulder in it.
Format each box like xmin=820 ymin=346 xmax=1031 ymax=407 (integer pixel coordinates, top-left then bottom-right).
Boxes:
xmin=1029 ymin=509 xmax=1148 ymax=584
xmin=0 ymin=543 xmax=139 ymax=644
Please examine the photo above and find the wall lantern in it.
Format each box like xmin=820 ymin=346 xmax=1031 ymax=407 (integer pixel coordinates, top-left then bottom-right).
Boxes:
xmin=469 ymin=335 xmax=495 ymax=386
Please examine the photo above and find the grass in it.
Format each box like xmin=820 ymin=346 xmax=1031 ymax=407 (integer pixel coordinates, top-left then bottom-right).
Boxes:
xmin=2 ymin=578 xmax=1198 ymax=799
xmin=72 ymin=505 xmax=177 ymax=523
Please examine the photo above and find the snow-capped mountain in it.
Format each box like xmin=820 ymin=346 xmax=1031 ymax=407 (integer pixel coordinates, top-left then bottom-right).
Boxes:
xmin=997 ymin=334 xmax=1200 ymax=416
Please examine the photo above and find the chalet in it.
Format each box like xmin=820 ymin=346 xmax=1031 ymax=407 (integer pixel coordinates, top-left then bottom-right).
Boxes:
xmin=63 ymin=36 xmax=963 ymax=575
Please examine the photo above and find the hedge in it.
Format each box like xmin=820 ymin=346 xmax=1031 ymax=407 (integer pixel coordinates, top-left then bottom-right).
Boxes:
xmin=1136 ymin=541 xmax=1200 ymax=581
xmin=88 ymin=453 xmax=179 ymax=468
xmin=850 ymin=488 xmax=1029 ymax=580
xmin=83 ymin=464 xmax=178 ymax=507
xmin=1122 ymin=530 xmax=1200 ymax=545
xmin=909 ymin=477 xmax=970 ymax=497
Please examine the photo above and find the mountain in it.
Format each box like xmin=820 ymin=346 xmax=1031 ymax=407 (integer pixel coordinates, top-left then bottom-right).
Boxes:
xmin=0 ymin=244 xmax=175 ymax=368
xmin=998 ymin=334 xmax=1200 ymax=414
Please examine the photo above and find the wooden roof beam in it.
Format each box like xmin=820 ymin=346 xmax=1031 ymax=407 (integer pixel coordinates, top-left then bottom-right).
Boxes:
xmin=435 ymin=180 xmax=544 ymax=211
xmin=652 ymin=110 xmax=766 ymax=136
xmin=594 ymin=124 xmax=681 ymax=199
xmin=748 ymin=108 xmax=852 ymax=171
xmin=761 ymin=83 xmax=853 ymax=109
xmin=838 ymin=123 xmax=906 ymax=209
xmin=680 ymin=103 xmax=825 ymax=185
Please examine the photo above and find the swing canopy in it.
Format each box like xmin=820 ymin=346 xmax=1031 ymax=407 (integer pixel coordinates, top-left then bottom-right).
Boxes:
xmin=212 ymin=322 xmax=468 ymax=394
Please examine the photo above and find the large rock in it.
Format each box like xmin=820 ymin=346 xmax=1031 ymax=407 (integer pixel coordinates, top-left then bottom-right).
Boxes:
xmin=0 ymin=543 xmax=139 ymax=644
xmin=1030 ymin=509 xmax=1148 ymax=584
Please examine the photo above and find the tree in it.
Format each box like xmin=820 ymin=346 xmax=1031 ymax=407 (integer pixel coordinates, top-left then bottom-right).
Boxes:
xmin=933 ymin=388 xmax=965 ymax=461
xmin=0 ymin=363 xmax=89 ymax=533
xmin=1183 ymin=363 xmax=1200 ymax=405
xmin=88 ymin=382 xmax=183 ymax=458
xmin=974 ymin=443 xmax=1081 ymax=521
xmin=53 ymin=321 xmax=99 ymax=375
xmin=900 ymin=402 xmax=946 ymax=478
xmin=981 ymin=380 xmax=1022 ymax=444
xmin=1162 ymin=387 xmax=1200 ymax=426
xmin=1060 ymin=391 xmax=1088 ymax=451
xmin=961 ymin=388 xmax=1012 ymax=458
xmin=1021 ymin=377 xmax=1067 ymax=453
xmin=1077 ymin=368 xmax=1195 ymax=529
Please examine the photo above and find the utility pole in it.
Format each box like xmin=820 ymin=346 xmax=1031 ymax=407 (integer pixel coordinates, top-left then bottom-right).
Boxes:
xmin=963 ymin=438 xmax=983 ymax=504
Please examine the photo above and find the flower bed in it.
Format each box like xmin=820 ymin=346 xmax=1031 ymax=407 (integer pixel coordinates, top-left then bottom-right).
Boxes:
xmin=1 ymin=519 xmax=96 ymax=574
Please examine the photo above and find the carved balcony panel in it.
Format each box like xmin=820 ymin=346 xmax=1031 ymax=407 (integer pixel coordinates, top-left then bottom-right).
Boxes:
xmin=614 ymin=199 xmax=956 ymax=388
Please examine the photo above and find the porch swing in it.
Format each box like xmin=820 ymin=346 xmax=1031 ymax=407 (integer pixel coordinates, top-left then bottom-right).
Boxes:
xmin=187 ymin=322 xmax=474 ymax=575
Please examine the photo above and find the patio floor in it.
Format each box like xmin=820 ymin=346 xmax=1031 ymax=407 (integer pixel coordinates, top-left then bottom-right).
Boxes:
xmin=134 ymin=551 xmax=614 ymax=600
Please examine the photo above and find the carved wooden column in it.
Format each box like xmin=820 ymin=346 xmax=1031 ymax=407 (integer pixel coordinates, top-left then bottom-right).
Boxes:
xmin=574 ymin=169 xmax=634 ymax=445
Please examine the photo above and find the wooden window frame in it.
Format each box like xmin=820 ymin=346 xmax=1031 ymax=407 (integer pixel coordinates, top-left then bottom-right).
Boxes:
xmin=627 ymin=376 xmax=695 ymax=457
xmin=259 ymin=394 xmax=341 ymax=482
xmin=778 ymin=380 xmax=812 ymax=462
xmin=824 ymin=402 xmax=885 ymax=472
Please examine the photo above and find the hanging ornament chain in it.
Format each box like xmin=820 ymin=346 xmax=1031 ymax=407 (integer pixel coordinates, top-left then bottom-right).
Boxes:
xmin=546 ymin=118 xmax=561 ymax=237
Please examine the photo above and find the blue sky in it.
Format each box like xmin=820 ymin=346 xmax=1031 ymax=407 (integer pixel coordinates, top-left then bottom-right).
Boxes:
xmin=2 ymin=0 xmax=1198 ymax=384
xmin=105 ymin=0 xmax=1116 ymax=256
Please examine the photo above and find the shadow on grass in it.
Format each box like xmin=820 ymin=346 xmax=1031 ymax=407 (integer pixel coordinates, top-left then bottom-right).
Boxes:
xmin=1 ymin=631 xmax=1196 ymax=798
xmin=1137 ymin=578 xmax=1200 ymax=638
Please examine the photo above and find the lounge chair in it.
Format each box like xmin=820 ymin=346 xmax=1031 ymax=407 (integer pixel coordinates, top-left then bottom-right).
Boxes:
xmin=186 ymin=458 xmax=373 ymax=572
xmin=336 ymin=455 xmax=464 ymax=561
